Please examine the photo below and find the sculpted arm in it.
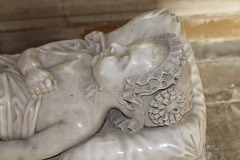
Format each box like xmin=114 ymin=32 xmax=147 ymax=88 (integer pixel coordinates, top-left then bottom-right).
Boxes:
xmin=0 ymin=118 xmax=88 ymax=160
xmin=18 ymin=47 xmax=84 ymax=74
xmin=18 ymin=48 xmax=84 ymax=96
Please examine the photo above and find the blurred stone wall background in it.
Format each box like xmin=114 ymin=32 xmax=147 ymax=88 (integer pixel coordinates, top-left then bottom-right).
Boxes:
xmin=0 ymin=0 xmax=158 ymax=54
xmin=0 ymin=0 xmax=240 ymax=160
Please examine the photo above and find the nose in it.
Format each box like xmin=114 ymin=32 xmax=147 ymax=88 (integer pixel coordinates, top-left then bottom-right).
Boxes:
xmin=110 ymin=43 xmax=127 ymax=56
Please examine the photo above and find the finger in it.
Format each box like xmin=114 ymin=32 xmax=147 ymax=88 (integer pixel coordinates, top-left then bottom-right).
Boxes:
xmin=44 ymin=78 xmax=53 ymax=92
xmin=28 ymin=86 xmax=35 ymax=95
xmin=48 ymin=74 xmax=57 ymax=90
xmin=39 ymin=82 xmax=48 ymax=94
xmin=34 ymin=86 xmax=42 ymax=96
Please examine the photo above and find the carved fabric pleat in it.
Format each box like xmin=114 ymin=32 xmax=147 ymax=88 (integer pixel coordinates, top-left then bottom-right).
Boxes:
xmin=0 ymin=55 xmax=42 ymax=140
xmin=118 ymin=33 xmax=187 ymax=131
xmin=39 ymin=31 xmax=106 ymax=56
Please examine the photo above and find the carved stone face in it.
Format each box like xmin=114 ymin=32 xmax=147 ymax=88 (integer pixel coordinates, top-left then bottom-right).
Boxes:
xmin=92 ymin=39 xmax=169 ymax=93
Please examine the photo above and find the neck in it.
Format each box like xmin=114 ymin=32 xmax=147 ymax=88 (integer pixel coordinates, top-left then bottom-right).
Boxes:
xmin=85 ymin=82 xmax=134 ymax=118
xmin=85 ymin=79 xmax=134 ymax=118
xmin=97 ymin=90 xmax=134 ymax=118
xmin=96 ymin=90 xmax=122 ymax=110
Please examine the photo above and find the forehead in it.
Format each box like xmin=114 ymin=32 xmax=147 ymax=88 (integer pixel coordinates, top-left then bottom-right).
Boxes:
xmin=127 ymin=45 xmax=157 ymax=62
xmin=127 ymin=40 xmax=169 ymax=60
xmin=128 ymin=39 xmax=168 ymax=53
xmin=129 ymin=41 xmax=157 ymax=51
xmin=122 ymin=40 xmax=169 ymax=77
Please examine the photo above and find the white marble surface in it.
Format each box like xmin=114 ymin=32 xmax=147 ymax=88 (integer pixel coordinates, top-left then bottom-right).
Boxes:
xmin=0 ymin=9 xmax=206 ymax=160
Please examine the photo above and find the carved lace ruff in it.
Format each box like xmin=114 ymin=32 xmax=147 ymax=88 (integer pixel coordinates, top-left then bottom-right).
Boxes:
xmin=118 ymin=33 xmax=187 ymax=131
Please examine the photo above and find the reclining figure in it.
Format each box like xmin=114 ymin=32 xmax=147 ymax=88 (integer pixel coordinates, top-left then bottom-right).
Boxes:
xmin=0 ymin=9 xmax=206 ymax=160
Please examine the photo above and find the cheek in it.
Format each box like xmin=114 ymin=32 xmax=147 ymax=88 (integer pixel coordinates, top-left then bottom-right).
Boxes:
xmin=99 ymin=59 xmax=119 ymax=76
xmin=93 ymin=57 xmax=123 ymax=83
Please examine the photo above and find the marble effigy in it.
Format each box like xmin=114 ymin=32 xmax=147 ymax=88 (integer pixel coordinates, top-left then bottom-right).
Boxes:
xmin=0 ymin=9 xmax=206 ymax=160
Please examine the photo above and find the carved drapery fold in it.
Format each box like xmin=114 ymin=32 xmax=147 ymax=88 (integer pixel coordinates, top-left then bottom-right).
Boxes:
xmin=40 ymin=31 xmax=106 ymax=56
xmin=0 ymin=55 xmax=42 ymax=140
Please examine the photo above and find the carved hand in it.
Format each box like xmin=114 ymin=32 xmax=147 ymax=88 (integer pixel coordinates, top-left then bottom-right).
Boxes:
xmin=25 ymin=68 xmax=57 ymax=96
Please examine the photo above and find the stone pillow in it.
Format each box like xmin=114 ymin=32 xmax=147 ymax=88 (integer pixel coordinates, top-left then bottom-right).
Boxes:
xmin=60 ymin=9 xmax=206 ymax=160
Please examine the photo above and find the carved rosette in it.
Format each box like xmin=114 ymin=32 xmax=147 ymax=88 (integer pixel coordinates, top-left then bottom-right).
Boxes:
xmin=148 ymin=88 xmax=186 ymax=126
